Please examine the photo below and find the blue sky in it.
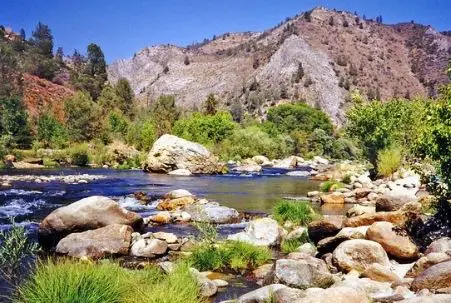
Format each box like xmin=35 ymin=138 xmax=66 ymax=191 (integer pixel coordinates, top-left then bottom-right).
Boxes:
xmin=2 ymin=0 xmax=450 ymax=63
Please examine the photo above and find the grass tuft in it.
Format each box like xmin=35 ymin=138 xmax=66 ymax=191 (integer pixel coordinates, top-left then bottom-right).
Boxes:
xmin=272 ymin=200 xmax=318 ymax=226
xmin=319 ymin=180 xmax=344 ymax=192
xmin=14 ymin=260 xmax=203 ymax=303
xmin=189 ymin=241 xmax=271 ymax=272
xmin=377 ymin=146 xmax=403 ymax=178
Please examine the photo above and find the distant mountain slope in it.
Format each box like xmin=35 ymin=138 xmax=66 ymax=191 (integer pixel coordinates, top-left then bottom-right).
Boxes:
xmin=108 ymin=7 xmax=451 ymax=124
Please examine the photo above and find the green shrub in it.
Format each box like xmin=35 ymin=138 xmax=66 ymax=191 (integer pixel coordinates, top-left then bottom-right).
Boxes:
xmin=68 ymin=143 xmax=90 ymax=167
xmin=37 ymin=113 xmax=68 ymax=149
xmin=342 ymin=174 xmax=352 ymax=184
xmin=320 ymin=180 xmax=344 ymax=192
xmin=127 ymin=118 xmax=157 ymax=152
xmin=281 ymin=231 xmax=311 ymax=254
xmin=14 ymin=260 xmax=203 ymax=303
xmin=267 ymin=103 xmax=333 ymax=135
xmin=377 ymin=146 xmax=403 ymax=178
xmin=108 ymin=110 xmax=130 ymax=135
xmin=189 ymin=241 xmax=271 ymax=271
xmin=273 ymin=200 xmax=318 ymax=226
xmin=346 ymin=98 xmax=428 ymax=170
xmin=217 ymin=126 xmax=293 ymax=160
xmin=173 ymin=112 xmax=236 ymax=146
xmin=0 ymin=218 xmax=39 ymax=283
xmin=42 ymin=158 xmax=59 ymax=168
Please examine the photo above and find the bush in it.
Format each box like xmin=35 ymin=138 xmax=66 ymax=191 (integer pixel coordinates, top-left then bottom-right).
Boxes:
xmin=127 ymin=116 xmax=157 ymax=152
xmin=281 ymin=231 xmax=310 ymax=254
xmin=0 ymin=219 xmax=39 ymax=284
xmin=320 ymin=180 xmax=344 ymax=192
xmin=173 ymin=112 xmax=236 ymax=146
xmin=68 ymin=143 xmax=90 ymax=166
xmin=273 ymin=200 xmax=318 ymax=226
xmin=217 ymin=126 xmax=293 ymax=160
xmin=342 ymin=174 xmax=352 ymax=184
xmin=377 ymin=146 xmax=403 ymax=178
xmin=346 ymin=98 xmax=428 ymax=170
xmin=14 ymin=260 xmax=202 ymax=303
xmin=189 ymin=241 xmax=271 ymax=271
xmin=37 ymin=113 xmax=68 ymax=149
xmin=267 ymin=103 xmax=333 ymax=135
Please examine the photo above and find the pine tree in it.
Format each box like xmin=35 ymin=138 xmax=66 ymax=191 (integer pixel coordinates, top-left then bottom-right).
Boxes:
xmin=86 ymin=43 xmax=106 ymax=79
xmin=203 ymin=94 xmax=218 ymax=115
xmin=19 ymin=29 xmax=26 ymax=40
xmin=55 ymin=47 xmax=64 ymax=64
xmin=31 ymin=22 xmax=54 ymax=58
xmin=115 ymin=78 xmax=134 ymax=114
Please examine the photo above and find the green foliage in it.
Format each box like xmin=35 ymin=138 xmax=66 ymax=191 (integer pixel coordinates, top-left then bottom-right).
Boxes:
xmin=98 ymin=85 xmax=122 ymax=115
xmin=281 ymin=232 xmax=310 ymax=254
xmin=320 ymin=180 xmax=344 ymax=192
xmin=151 ymin=95 xmax=180 ymax=137
xmin=377 ymin=146 xmax=403 ymax=178
xmin=415 ymin=85 xmax=451 ymax=186
xmin=30 ymin=22 xmax=53 ymax=58
xmin=346 ymin=98 xmax=428 ymax=170
xmin=14 ymin=260 xmax=202 ymax=303
xmin=115 ymin=78 xmax=134 ymax=115
xmin=126 ymin=113 xmax=157 ymax=151
xmin=267 ymin=103 xmax=333 ymax=135
xmin=0 ymin=97 xmax=30 ymax=148
xmin=68 ymin=143 xmax=90 ymax=166
xmin=0 ymin=218 xmax=39 ymax=283
xmin=108 ymin=110 xmax=130 ymax=135
xmin=273 ymin=200 xmax=318 ymax=226
xmin=203 ymin=94 xmax=218 ymax=115
xmin=37 ymin=113 xmax=68 ymax=148
xmin=189 ymin=240 xmax=271 ymax=271
xmin=173 ymin=112 xmax=236 ymax=146
xmin=64 ymin=91 xmax=101 ymax=142
xmin=342 ymin=174 xmax=352 ymax=184
xmin=218 ymin=126 xmax=293 ymax=160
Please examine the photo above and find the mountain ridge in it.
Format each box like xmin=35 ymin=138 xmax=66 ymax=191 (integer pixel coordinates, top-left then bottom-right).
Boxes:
xmin=108 ymin=7 xmax=451 ymax=124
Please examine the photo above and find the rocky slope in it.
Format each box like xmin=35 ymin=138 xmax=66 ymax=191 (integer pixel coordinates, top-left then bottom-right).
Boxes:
xmin=108 ymin=7 xmax=451 ymax=124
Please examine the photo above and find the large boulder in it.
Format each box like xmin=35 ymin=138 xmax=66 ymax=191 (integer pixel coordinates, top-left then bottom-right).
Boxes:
xmin=157 ymin=196 xmax=196 ymax=211
xmin=361 ymin=263 xmax=402 ymax=283
xmin=183 ymin=203 xmax=239 ymax=224
xmin=344 ymin=203 xmax=421 ymax=227
xmin=55 ymin=224 xmax=132 ymax=258
xmin=320 ymin=193 xmax=345 ymax=204
xmin=425 ymin=237 xmax=451 ymax=255
xmin=332 ymin=276 xmax=394 ymax=300
xmin=317 ymin=226 xmax=369 ymax=254
xmin=228 ymin=217 xmax=283 ymax=246
xmin=39 ymin=196 xmax=142 ymax=246
xmin=332 ymin=239 xmax=390 ymax=273
xmin=275 ymin=258 xmax=336 ymax=289
xmin=308 ymin=216 xmax=344 ymax=243
xmin=130 ymin=238 xmax=168 ymax=257
xmin=143 ymin=134 xmax=221 ymax=174
xmin=274 ymin=156 xmax=297 ymax=169
xmin=376 ymin=187 xmax=418 ymax=212
xmin=411 ymin=261 xmax=451 ymax=291
xmin=237 ymin=284 xmax=292 ymax=303
xmin=406 ymin=253 xmax=451 ymax=278
xmin=366 ymin=221 xmax=418 ymax=260
xmin=232 ymin=165 xmax=262 ymax=173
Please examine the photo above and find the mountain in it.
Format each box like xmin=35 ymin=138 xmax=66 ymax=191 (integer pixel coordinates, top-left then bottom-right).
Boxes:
xmin=108 ymin=7 xmax=451 ymax=124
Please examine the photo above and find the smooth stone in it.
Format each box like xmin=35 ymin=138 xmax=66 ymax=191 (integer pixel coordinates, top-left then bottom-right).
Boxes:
xmin=411 ymin=261 xmax=451 ymax=291
xmin=168 ymin=169 xmax=192 ymax=176
xmin=237 ymin=284 xmax=289 ymax=303
xmin=152 ymin=232 xmax=178 ymax=244
xmin=227 ymin=217 xmax=283 ymax=246
xmin=361 ymin=263 xmax=402 ymax=283
xmin=130 ymin=238 xmax=168 ymax=257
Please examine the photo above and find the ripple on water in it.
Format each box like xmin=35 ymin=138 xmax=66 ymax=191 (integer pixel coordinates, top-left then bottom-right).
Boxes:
xmin=0 ymin=198 xmax=56 ymax=218
xmin=0 ymin=189 xmax=66 ymax=197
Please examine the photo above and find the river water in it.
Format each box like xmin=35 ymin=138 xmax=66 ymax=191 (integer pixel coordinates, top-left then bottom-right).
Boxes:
xmin=0 ymin=167 xmax=328 ymax=301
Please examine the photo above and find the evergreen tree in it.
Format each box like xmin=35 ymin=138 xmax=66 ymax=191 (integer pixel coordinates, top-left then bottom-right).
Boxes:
xmin=55 ymin=47 xmax=64 ymax=64
xmin=230 ymin=100 xmax=244 ymax=123
xmin=19 ymin=28 xmax=26 ymax=40
xmin=150 ymin=95 xmax=180 ymax=136
xmin=85 ymin=43 xmax=106 ymax=79
xmin=0 ymin=97 xmax=30 ymax=147
xmin=203 ymin=94 xmax=218 ymax=115
xmin=64 ymin=91 xmax=101 ymax=141
xmin=115 ymin=78 xmax=134 ymax=114
xmin=30 ymin=22 xmax=54 ymax=58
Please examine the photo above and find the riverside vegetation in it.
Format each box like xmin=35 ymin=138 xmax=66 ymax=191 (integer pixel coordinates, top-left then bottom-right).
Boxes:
xmin=1 ymin=16 xmax=451 ymax=303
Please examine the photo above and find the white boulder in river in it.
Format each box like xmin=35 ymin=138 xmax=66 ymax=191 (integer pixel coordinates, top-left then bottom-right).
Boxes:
xmin=143 ymin=134 xmax=223 ymax=174
xmin=39 ymin=196 xmax=143 ymax=246
xmin=228 ymin=217 xmax=284 ymax=246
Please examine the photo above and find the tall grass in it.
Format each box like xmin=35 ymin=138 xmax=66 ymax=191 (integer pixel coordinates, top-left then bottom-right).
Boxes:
xmin=319 ymin=180 xmax=344 ymax=192
xmin=14 ymin=260 xmax=203 ymax=303
xmin=280 ymin=231 xmax=311 ymax=254
xmin=189 ymin=241 xmax=271 ymax=271
xmin=272 ymin=200 xmax=318 ymax=226
xmin=377 ymin=146 xmax=403 ymax=178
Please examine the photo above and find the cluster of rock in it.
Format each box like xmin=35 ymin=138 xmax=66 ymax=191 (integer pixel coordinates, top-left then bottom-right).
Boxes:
xmin=309 ymin=170 xmax=424 ymax=209
xmin=145 ymin=189 xmax=240 ymax=225
xmin=0 ymin=173 xmax=106 ymax=187
xmin=223 ymin=203 xmax=450 ymax=302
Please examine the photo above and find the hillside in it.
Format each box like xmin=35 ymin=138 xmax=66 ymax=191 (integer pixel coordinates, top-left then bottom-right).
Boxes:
xmin=108 ymin=7 xmax=451 ymax=124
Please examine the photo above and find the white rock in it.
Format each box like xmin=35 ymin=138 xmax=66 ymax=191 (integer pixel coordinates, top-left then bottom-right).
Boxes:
xmin=168 ymin=169 xmax=192 ymax=176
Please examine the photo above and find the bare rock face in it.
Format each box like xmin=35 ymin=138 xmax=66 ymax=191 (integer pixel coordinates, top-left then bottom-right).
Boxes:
xmin=39 ymin=196 xmax=142 ymax=247
xmin=55 ymin=224 xmax=132 ymax=258
xmin=411 ymin=261 xmax=451 ymax=291
xmin=332 ymin=239 xmax=390 ymax=273
xmin=366 ymin=221 xmax=419 ymax=260
xmin=143 ymin=135 xmax=221 ymax=174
